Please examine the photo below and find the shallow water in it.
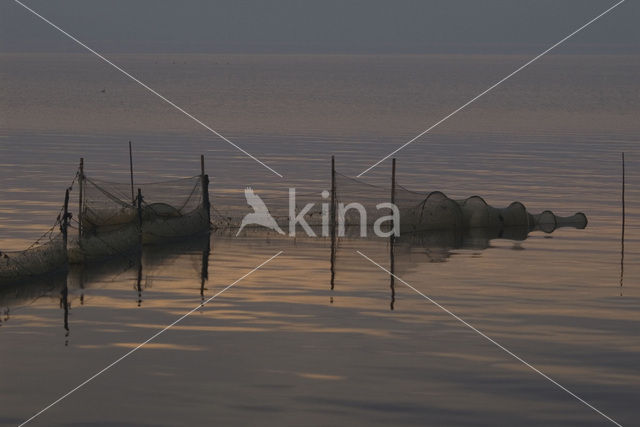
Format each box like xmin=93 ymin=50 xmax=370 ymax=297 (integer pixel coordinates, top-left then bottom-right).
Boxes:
xmin=1 ymin=53 xmax=639 ymax=426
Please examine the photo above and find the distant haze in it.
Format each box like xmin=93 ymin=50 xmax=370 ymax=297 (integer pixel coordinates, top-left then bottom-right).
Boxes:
xmin=1 ymin=0 xmax=638 ymax=53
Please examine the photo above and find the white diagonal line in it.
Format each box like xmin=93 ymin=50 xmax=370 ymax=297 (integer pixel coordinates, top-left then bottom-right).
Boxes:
xmin=357 ymin=0 xmax=626 ymax=177
xmin=13 ymin=0 xmax=283 ymax=178
xmin=357 ymin=250 xmax=623 ymax=427
xmin=18 ymin=251 xmax=284 ymax=427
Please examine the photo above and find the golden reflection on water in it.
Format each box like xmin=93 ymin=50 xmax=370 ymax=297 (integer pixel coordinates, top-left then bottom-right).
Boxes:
xmin=0 ymin=228 xmax=638 ymax=425
xmin=1 ymin=53 xmax=639 ymax=425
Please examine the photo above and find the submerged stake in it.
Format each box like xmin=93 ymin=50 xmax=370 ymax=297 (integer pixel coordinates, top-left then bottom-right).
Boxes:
xmin=620 ymin=152 xmax=625 ymax=291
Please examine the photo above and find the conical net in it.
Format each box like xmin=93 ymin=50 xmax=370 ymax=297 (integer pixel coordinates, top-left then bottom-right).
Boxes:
xmin=335 ymin=172 xmax=587 ymax=233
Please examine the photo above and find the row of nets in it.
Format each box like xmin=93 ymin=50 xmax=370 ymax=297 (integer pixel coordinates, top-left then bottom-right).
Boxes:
xmin=2 ymin=162 xmax=588 ymax=283
xmin=208 ymin=170 xmax=587 ymax=235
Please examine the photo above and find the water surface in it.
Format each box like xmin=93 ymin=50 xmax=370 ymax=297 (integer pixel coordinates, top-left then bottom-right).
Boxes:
xmin=0 ymin=53 xmax=638 ymax=426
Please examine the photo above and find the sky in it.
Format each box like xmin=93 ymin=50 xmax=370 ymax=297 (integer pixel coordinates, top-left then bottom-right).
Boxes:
xmin=1 ymin=0 xmax=638 ymax=53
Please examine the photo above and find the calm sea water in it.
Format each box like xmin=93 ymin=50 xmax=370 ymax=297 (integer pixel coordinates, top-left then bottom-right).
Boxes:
xmin=0 ymin=53 xmax=638 ymax=426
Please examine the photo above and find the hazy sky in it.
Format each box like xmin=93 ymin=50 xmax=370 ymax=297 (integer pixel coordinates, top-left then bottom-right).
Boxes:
xmin=1 ymin=0 xmax=638 ymax=53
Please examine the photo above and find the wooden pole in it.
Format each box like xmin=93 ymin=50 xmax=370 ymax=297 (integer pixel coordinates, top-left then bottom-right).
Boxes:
xmin=200 ymin=155 xmax=212 ymax=298
xmin=391 ymin=158 xmax=396 ymax=205
xmin=331 ymin=156 xmax=336 ymax=233
xmin=622 ymin=152 xmax=625 ymax=232
xmin=330 ymin=156 xmax=336 ymax=291
xmin=78 ymin=158 xmax=84 ymax=239
xmin=390 ymin=158 xmax=396 ymax=310
xmin=200 ymin=155 xmax=211 ymax=225
xmin=61 ymin=188 xmax=71 ymax=339
xmin=620 ymin=152 xmax=625 ymax=292
xmin=62 ymin=188 xmax=70 ymax=248
xmin=129 ymin=141 xmax=135 ymax=205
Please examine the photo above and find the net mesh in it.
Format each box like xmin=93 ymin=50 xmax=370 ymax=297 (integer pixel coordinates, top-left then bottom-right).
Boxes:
xmin=139 ymin=176 xmax=208 ymax=242
xmin=72 ymin=174 xmax=209 ymax=260
xmin=211 ymin=188 xmax=326 ymax=232
xmin=334 ymin=171 xmax=587 ymax=233
xmin=209 ymin=169 xmax=587 ymax=235
xmin=335 ymin=172 xmax=393 ymax=227
xmin=0 ymin=232 xmax=67 ymax=284
xmin=2 ymin=162 xmax=589 ymax=280
xmin=83 ymin=177 xmax=137 ymax=229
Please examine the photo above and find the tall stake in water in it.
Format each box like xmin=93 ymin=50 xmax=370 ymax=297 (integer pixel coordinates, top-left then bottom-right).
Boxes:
xmin=62 ymin=189 xmax=70 ymax=248
xmin=390 ymin=158 xmax=396 ymax=310
xmin=330 ymin=155 xmax=336 ymax=292
xmin=62 ymin=186 xmax=71 ymax=339
xmin=78 ymin=158 xmax=84 ymax=239
xmin=201 ymin=155 xmax=211 ymax=224
xmin=620 ymin=152 xmax=625 ymax=293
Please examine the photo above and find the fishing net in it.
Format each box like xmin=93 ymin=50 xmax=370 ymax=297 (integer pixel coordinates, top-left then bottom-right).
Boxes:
xmin=71 ymin=174 xmax=209 ymax=261
xmin=210 ymin=169 xmax=587 ymax=237
xmin=0 ymin=231 xmax=67 ymax=285
xmin=334 ymin=171 xmax=587 ymax=234
xmin=211 ymin=188 xmax=326 ymax=235
xmin=3 ymin=156 xmax=589 ymax=283
xmin=139 ymin=176 xmax=208 ymax=243
xmin=69 ymin=176 xmax=140 ymax=262
xmin=1 ymin=179 xmax=75 ymax=284
xmin=334 ymin=172 xmax=394 ymax=228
